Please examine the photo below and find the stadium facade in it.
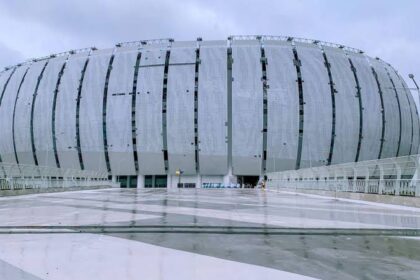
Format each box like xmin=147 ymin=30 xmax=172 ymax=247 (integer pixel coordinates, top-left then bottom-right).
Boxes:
xmin=0 ymin=36 xmax=418 ymax=188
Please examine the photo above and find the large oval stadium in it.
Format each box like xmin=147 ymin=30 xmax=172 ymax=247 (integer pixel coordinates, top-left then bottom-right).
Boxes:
xmin=0 ymin=36 xmax=418 ymax=188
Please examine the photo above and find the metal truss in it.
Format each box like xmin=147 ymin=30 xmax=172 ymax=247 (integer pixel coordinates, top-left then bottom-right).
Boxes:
xmin=228 ymin=35 xmax=363 ymax=54
xmin=116 ymin=38 xmax=174 ymax=48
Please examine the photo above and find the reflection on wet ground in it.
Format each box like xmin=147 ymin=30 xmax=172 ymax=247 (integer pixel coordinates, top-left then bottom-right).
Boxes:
xmin=0 ymin=188 xmax=420 ymax=279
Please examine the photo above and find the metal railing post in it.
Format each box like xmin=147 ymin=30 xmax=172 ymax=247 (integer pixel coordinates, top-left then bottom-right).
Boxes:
xmin=415 ymin=156 xmax=420 ymax=197
xmin=378 ymin=165 xmax=384 ymax=195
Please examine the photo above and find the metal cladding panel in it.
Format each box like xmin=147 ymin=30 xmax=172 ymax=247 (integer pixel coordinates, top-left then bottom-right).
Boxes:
xmin=369 ymin=58 xmax=399 ymax=158
xmin=347 ymin=52 xmax=382 ymax=161
xmin=55 ymin=53 xmax=89 ymax=170
xmin=399 ymin=74 xmax=420 ymax=154
xmin=264 ymin=41 xmax=299 ymax=172
xmin=106 ymin=49 xmax=137 ymax=175
xmin=324 ymin=47 xmax=359 ymax=164
xmin=80 ymin=49 xmax=113 ymax=172
xmin=0 ymin=67 xmax=22 ymax=164
xmin=136 ymin=47 xmax=166 ymax=175
xmin=197 ymin=41 xmax=228 ymax=175
xmin=14 ymin=60 xmax=47 ymax=165
xmin=384 ymin=64 xmax=412 ymax=156
xmin=231 ymin=40 xmax=263 ymax=175
xmin=166 ymin=44 xmax=196 ymax=175
xmin=295 ymin=43 xmax=332 ymax=168
xmin=33 ymin=56 xmax=67 ymax=167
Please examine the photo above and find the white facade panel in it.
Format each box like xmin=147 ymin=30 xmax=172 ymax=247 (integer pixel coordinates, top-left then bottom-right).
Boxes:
xmin=347 ymin=52 xmax=382 ymax=161
xmin=264 ymin=41 xmax=299 ymax=172
xmin=136 ymin=46 xmax=167 ymax=175
xmin=295 ymin=43 xmax=332 ymax=168
xmin=231 ymin=40 xmax=263 ymax=175
xmin=166 ymin=43 xmax=196 ymax=175
xmin=79 ymin=49 xmax=113 ymax=172
xmin=324 ymin=47 xmax=359 ymax=164
xmin=369 ymin=58 xmax=400 ymax=159
xmin=0 ymin=67 xmax=23 ymax=164
xmin=106 ymin=48 xmax=137 ymax=175
xmin=14 ymin=60 xmax=47 ymax=165
xmin=384 ymin=64 xmax=412 ymax=156
xmin=55 ymin=52 xmax=89 ymax=170
xmin=198 ymin=41 xmax=228 ymax=175
xmin=33 ymin=56 xmax=67 ymax=167
xmin=0 ymin=39 xmax=411 ymax=178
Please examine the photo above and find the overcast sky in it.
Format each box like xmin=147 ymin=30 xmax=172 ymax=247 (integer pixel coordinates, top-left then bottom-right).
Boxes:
xmin=0 ymin=0 xmax=419 ymax=95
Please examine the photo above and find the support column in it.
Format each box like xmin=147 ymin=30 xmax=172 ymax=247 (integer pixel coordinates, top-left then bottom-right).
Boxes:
xmin=137 ymin=175 xmax=144 ymax=188
xmin=167 ymin=175 xmax=173 ymax=189
xmin=196 ymin=174 xmax=202 ymax=188
xmin=223 ymin=165 xmax=237 ymax=187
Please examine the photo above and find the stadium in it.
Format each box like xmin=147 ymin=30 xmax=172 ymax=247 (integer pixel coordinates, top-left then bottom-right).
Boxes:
xmin=0 ymin=35 xmax=418 ymax=188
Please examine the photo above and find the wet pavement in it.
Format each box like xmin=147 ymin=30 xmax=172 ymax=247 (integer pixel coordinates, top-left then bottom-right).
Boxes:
xmin=0 ymin=188 xmax=420 ymax=279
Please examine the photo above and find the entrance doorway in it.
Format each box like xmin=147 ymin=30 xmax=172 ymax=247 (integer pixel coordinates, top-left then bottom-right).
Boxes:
xmin=145 ymin=175 xmax=167 ymax=188
xmin=237 ymin=176 xmax=259 ymax=188
xmin=117 ymin=176 xmax=137 ymax=188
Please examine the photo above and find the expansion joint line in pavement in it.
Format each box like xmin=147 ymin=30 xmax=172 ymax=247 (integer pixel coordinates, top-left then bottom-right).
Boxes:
xmin=0 ymin=226 xmax=419 ymax=236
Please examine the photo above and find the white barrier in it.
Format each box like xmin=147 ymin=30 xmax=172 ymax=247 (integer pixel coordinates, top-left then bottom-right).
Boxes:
xmin=267 ymin=154 xmax=420 ymax=197
xmin=0 ymin=162 xmax=116 ymax=191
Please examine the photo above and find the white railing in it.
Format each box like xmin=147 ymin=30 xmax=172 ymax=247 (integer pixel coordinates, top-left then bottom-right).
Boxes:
xmin=0 ymin=162 xmax=115 ymax=191
xmin=267 ymin=154 xmax=420 ymax=197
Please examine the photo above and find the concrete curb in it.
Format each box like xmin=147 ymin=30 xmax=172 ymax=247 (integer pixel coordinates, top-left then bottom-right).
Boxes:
xmin=0 ymin=185 xmax=113 ymax=197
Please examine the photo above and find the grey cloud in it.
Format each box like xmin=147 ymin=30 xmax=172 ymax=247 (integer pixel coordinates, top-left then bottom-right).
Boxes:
xmin=0 ymin=42 xmax=24 ymax=68
xmin=0 ymin=0 xmax=419 ymax=91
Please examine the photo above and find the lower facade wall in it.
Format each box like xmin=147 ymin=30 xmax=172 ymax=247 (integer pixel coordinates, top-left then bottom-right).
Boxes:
xmin=116 ymin=174 xmax=246 ymax=189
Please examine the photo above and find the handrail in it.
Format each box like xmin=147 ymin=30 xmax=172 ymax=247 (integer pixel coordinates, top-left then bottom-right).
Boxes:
xmin=267 ymin=154 xmax=420 ymax=197
xmin=0 ymin=162 xmax=108 ymax=180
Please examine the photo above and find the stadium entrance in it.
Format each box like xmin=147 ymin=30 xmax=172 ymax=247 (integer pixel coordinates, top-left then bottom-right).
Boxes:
xmin=237 ymin=176 xmax=259 ymax=188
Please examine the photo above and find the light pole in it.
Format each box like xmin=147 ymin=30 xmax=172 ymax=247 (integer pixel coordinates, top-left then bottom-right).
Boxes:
xmin=409 ymin=74 xmax=420 ymax=108
xmin=176 ymin=169 xmax=183 ymax=188
xmin=409 ymin=74 xmax=420 ymax=155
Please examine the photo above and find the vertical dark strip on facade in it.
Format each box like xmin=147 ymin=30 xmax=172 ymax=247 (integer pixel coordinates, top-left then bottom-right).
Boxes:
xmin=12 ymin=67 xmax=31 ymax=164
xmin=348 ymin=58 xmax=363 ymax=162
xmin=322 ymin=51 xmax=336 ymax=165
xmin=385 ymin=69 xmax=402 ymax=157
xmin=227 ymin=46 xmax=233 ymax=173
xmin=371 ymin=67 xmax=386 ymax=159
xmin=131 ymin=51 xmax=141 ymax=173
xmin=76 ymin=58 xmax=90 ymax=170
xmin=292 ymin=47 xmax=304 ymax=170
xmin=0 ymin=68 xmax=16 ymax=107
xmin=0 ymin=68 xmax=16 ymax=176
xmin=52 ymin=60 xmax=68 ymax=168
xmin=30 ymin=60 xmax=49 ymax=166
xmin=162 ymin=49 xmax=171 ymax=172
xmin=102 ymin=54 xmax=115 ymax=173
xmin=193 ymin=47 xmax=200 ymax=173
xmin=260 ymin=44 xmax=268 ymax=174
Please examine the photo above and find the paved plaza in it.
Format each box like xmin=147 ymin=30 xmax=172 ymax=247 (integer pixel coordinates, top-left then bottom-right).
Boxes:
xmin=0 ymin=188 xmax=420 ymax=279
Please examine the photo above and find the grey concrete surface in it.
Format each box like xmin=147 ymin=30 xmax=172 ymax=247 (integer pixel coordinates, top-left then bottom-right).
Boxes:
xmin=1 ymin=188 xmax=420 ymax=279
